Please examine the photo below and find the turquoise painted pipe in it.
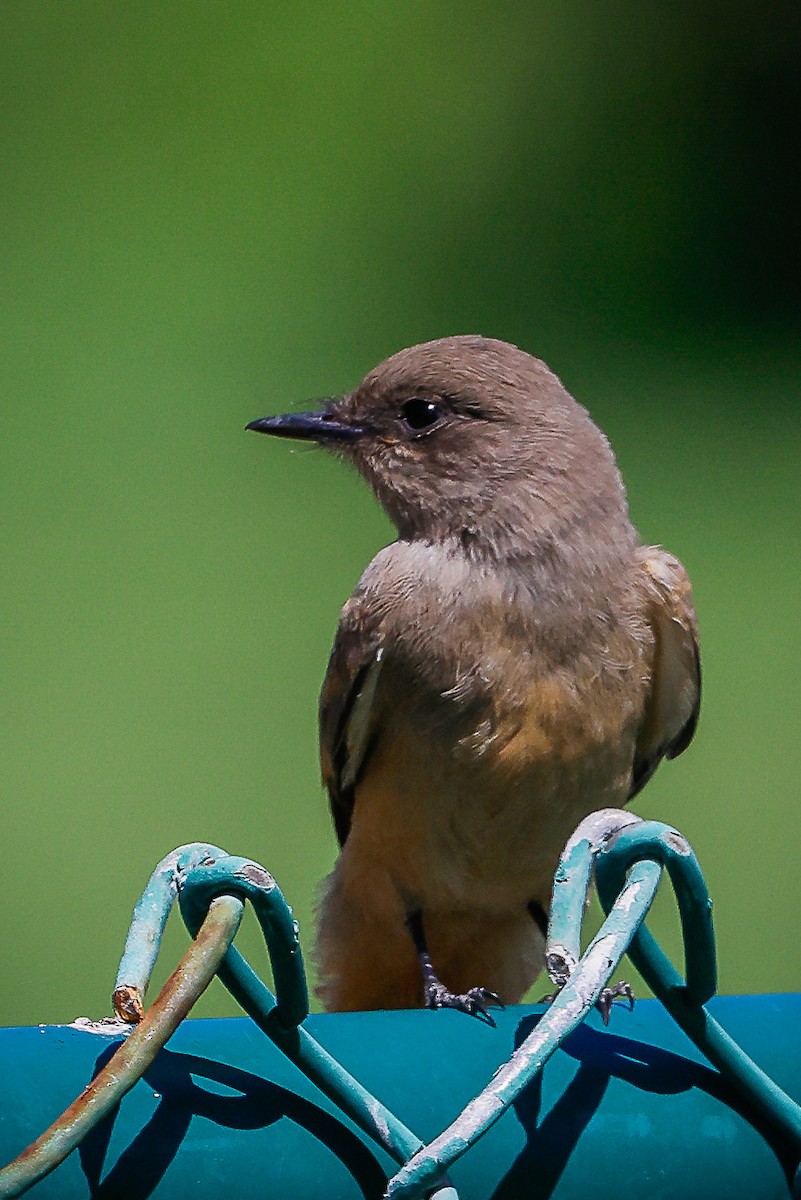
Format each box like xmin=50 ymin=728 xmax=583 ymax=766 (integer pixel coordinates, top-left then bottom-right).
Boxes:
xmin=1 ymin=995 xmax=799 ymax=1198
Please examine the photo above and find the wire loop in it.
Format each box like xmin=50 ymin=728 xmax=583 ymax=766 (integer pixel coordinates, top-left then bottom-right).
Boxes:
xmin=3 ymin=811 xmax=801 ymax=1200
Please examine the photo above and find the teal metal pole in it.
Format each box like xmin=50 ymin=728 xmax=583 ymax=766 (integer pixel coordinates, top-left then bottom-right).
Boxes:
xmin=3 ymin=817 xmax=800 ymax=1198
xmin=596 ymin=822 xmax=801 ymax=1159
xmin=0 ymin=998 xmax=798 ymax=1198
xmin=0 ymin=896 xmax=243 ymax=1198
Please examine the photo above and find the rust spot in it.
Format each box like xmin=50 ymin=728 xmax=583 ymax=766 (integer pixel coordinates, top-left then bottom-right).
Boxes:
xmin=236 ymin=862 xmax=276 ymax=890
xmin=665 ymin=831 xmax=691 ymax=856
xmin=112 ymin=985 xmax=144 ymax=1024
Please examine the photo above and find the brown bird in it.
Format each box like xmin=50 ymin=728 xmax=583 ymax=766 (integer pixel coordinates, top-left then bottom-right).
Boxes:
xmin=248 ymin=336 xmax=700 ymax=1022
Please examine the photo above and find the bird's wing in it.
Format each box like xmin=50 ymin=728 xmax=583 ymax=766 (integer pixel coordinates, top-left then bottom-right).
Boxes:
xmin=629 ymin=548 xmax=701 ymax=799
xmin=319 ymin=599 xmax=384 ymax=846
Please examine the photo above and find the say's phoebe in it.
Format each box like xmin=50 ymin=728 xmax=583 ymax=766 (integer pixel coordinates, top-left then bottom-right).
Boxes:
xmin=248 ymin=336 xmax=700 ymax=1021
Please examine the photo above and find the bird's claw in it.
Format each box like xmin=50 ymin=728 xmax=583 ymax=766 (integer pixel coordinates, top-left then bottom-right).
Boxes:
xmin=425 ymin=982 xmax=504 ymax=1026
xmin=596 ymin=980 xmax=635 ymax=1025
xmin=539 ymin=980 xmax=635 ymax=1025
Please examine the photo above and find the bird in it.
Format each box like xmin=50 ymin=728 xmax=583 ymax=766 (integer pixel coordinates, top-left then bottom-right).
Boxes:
xmin=247 ymin=336 xmax=700 ymax=1023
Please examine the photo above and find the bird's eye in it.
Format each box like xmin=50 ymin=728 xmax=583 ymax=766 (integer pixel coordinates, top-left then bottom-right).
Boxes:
xmin=400 ymin=398 xmax=442 ymax=431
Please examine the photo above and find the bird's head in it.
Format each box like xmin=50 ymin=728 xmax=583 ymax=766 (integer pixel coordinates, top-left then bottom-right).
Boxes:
xmin=248 ymin=336 xmax=631 ymax=557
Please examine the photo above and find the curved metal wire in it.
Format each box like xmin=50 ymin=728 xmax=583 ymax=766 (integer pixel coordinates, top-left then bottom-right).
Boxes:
xmin=173 ymin=853 xmax=436 ymax=1181
xmin=1 ymin=846 xmax=451 ymax=1200
xmin=385 ymin=846 xmax=662 ymax=1197
xmin=597 ymin=822 xmax=801 ymax=1154
xmin=388 ymin=809 xmax=801 ymax=1197
xmin=0 ymin=895 xmax=244 ymax=1199
xmin=112 ymin=842 xmax=228 ymax=1020
xmin=2 ymin=811 xmax=800 ymax=1200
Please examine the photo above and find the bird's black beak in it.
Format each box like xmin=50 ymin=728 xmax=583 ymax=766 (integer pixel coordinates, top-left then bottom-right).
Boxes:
xmin=246 ymin=411 xmax=365 ymax=443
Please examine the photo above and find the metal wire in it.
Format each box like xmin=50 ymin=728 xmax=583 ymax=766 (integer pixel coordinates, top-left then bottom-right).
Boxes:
xmin=0 ymin=894 xmax=243 ymax=1199
xmin=388 ymin=809 xmax=801 ymax=1198
xmin=2 ymin=811 xmax=801 ymax=1200
xmin=385 ymin=844 xmax=662 ymax=1197
xmin=597 ymin=821 xmax=801 ymax=1154
xmin=111 ymin=842 xmax=228 ymax=1022
xmin=172 ymin=852 xmax=431 ymax=1175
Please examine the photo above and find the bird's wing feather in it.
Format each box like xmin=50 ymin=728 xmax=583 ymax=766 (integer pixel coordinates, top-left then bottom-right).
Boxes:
xmin=629 ymin=548 xmax=701 ymax=799
xmin=319 ymin=600 xmax=383 ymax=846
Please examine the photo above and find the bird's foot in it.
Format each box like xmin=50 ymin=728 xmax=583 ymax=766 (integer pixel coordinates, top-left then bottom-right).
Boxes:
xmin=424 ymin=981 xmax=504 ymax=1026
xmin=596 ymin=980 xmax=635 ymax=1025
xmin=539 ymin=980 xmax=635 ymax=1025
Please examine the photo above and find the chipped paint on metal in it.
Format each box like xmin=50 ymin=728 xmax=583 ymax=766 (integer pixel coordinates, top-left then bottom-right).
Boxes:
xmin=561 ymin=808 xmax=642 ymax=858
xmin=10 ymin=811 xmax=801 ymax=1200
xmin=67 ymin=1017 xmax=133 ymax=1038
xmin=615 ymin=873 xmax=660 ymax=914
xmin=235 ymin=862 xmax=276 ymax=890
xmin=545 ymin=944 xmax=577 ymax=987
xmin=665 ymin=830 xmax=691 ymax=856
xmin=366 ymin=1097 xmax=391 ymax=1146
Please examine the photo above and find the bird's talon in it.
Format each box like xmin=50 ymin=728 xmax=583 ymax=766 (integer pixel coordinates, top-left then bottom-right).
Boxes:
xmin=467 ymin=986 xmax=504 ymax=1009
xmin=424 ymin=982 xmax=503 ymax=1026
xmin=597 ymin=980 xmax=635 ymax=1025
xmin=539 ymin=981 xmax=634 ymax=1024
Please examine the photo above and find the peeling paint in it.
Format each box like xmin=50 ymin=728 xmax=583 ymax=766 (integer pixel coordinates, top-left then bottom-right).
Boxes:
xmin=236 ymin=862 xmax=276 ymax=890
xmin=615 ymin=873 xmax=659 ymax=913
xmin=545 ymin=945 xmax=576 ymax=987
xmin=112 ymin=984 xmax=144 ymax=1024
xmin=562 ymin=808 xmax=642 ymax=857
xmin=67 ymin=1017 xmax=133 ymax=1038
xmin=665 ymin=830 xmax=691 ymax=856
xmin=366 ymin=1097 xmax=390 ymax=1146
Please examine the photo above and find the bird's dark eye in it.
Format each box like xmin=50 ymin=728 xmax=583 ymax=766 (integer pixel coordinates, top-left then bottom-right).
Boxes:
xmin=401 ymin=398 xmax=442 ymax=431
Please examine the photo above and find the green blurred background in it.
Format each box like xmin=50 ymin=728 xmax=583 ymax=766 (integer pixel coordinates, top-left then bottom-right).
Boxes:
xmin=1 ymin=3 xmax=799 ymax=1028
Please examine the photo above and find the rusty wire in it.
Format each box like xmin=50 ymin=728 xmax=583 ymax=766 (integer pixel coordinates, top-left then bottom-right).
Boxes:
xmin=3 ymin=812 xmax=801 ymax=1200
xmin=0 ymin=895 xmax=243 ymax=1199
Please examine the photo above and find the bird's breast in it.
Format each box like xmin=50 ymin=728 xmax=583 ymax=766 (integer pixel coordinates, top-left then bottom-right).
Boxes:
xmin=350 ymin=624 xmax=647 ymax=912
